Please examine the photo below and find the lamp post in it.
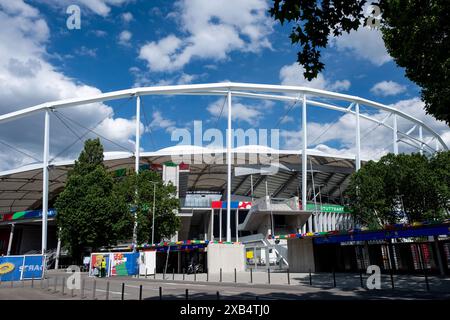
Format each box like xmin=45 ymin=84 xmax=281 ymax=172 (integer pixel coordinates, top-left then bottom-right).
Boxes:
xmin=151 ymin=181 xmax=157 ymax=246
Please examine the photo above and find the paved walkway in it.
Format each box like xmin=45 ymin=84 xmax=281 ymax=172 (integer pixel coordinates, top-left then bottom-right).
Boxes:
xmin=1 ymin=270 xmax=449 ymax=300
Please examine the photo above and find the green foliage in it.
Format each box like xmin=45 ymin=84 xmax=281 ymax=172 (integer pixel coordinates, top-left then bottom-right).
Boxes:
xmin=270 ymin=0 xmax=450 ymax=125
xmin=55 ymin=139 xmax=133 ymax=261
xmin=346 ymin=152 xmax=450 ymax=228
xmin=269 ymin=0 xmax=366 ymax=80
xmin=114 ymin=170 xmax=180 ymax=244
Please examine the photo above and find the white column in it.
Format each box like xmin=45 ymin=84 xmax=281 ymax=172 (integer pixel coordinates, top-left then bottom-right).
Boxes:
xmin=42 ymin=109 xmax=50 ymax=255
xmin=393 ymin=113 xmax=398 ymax=155
xmin=235 ymin=208 xmax=239 ymax=242
xmin=210 ymin=209 xmax=214 ymax=241
xmin=226 ymin=91 xmax=232 ymax=242
xmin=302 ymin=95 xmax=307 ymax=210
xmin=135 ymin=95 xmax=141 ymax=172
xmin=355 ymin=103 xmax=361 ymax=170
xmin=55 ymin=227 xmax=61 ymax=270
xmin=219 ymin=208 xmax=222 ymax=241
xmin=419 ymin=126 xmax=423 ymax=155
xmin=132 ymin=95 xmax=141 ymax=251
xmin=7 ymin=224 xmax=14 ymax=256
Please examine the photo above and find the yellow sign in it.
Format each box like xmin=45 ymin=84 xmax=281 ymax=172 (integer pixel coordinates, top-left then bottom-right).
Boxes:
xmin=0 ymin=262 xmax=15 ymax=275
xmin=246 ymin=251 xmax=254 ymax=259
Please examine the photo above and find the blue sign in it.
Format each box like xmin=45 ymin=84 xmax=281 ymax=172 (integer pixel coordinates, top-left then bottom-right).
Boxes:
xmin=0 ymin=255 xmax=45 ymax=281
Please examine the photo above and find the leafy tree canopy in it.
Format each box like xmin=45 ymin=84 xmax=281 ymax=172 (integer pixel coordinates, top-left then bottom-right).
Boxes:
xmin=270 ymin=0 xmax=450 ymax=125
xmin=346 ymin=152 xmax=450 ymax=228
xmin=114 ymin=170 xmax=180 ymax=244
xmin=55 ymin=139 xmax=132 ymax=262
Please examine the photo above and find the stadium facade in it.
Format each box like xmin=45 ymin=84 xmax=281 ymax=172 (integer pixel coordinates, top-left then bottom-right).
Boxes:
xmin=0 ymin=83 xmax=448 ymax=273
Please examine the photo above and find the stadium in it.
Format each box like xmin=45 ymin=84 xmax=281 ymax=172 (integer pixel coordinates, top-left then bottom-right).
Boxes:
xmin=0 ymin=83 xmax=449 ymax=275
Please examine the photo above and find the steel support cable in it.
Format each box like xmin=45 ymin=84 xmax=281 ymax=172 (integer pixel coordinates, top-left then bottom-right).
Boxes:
xmin=52 ymin=111 xmax=82 ymax=140
xmin=55 ymin=110 xmax=133 ymax=153
xmin=309 ymin=117 xmax=341 ymax=146
xmin=49 ymin=97 xmax=133 ymax=162
xmin=212 ymin=95 xmax=228 ymax=128
xmin=0 ymin=139 xmax=42 ymax=163
xmin=140 ymin=98 xmax=156 ymax=151
xmin=274 ymin=95 xmax=301 ymax=128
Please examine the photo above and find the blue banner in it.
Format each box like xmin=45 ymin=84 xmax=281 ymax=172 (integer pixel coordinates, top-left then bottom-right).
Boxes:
xmin=22 ymin=255 xmax=45 ymax=279
xmin=0 ymin=255 xmax=45 ymax=281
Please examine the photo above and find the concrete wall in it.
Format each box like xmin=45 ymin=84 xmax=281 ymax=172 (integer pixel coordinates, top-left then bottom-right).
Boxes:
xmin=287 ymin=238 xmax=316 ymax=272
xmin=207 ymin=243 xmax=245 ymax=273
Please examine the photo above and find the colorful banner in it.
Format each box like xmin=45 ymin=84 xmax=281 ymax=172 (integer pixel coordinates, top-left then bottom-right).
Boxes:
xmin=1 ymin=209 xmax=56 ymax=222
xmin=110 ymin=252 xmax=139 ymax=276
xmin=211 ymin=201 xmax=252 ymax=209
xmin=0 ymin=255 xmax=45 ymax=281
xmin=89 ymin=253 xmax=111 ymax=277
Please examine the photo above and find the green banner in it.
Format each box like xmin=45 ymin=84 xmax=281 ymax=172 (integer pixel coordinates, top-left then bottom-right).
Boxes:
xmin=306 ymin=203 xmax=348 ymax=213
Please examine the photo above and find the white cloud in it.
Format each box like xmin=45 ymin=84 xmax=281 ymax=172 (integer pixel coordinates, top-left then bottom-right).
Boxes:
xmin=330 ymin=27 xmax=392 ymax=66
xmin=139 ymin=0 xmax=272 ymax=72
xmin=280 ymin=97 xmax=449 ymax=159
xmin=118 ymin=30 xmax=132 ymax=46
xmin=148 ymin=111 xmax=176 ymax=133
xmin=370 ymin=81 xmax=407 ymax=96
xmin=35 ymin=0 xmax=130 ymax=17
xmin=279 ymin=63 xmax=351 ymax=92
xmin=121 ymin=12 xmax=133 ymax=23
xmin=0 ymin=1 xmax=140 ymax=171
xmin=207 ymin=98 xmax=273 ymax=126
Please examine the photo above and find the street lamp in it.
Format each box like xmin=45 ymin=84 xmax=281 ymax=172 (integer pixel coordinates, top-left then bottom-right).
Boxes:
xmin=151 ymin=181 xmax=156 ymax=246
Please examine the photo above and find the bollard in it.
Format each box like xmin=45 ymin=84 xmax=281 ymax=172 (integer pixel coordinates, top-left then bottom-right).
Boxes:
xmin=154 ymin=268 xmax=156 ymax=280
xmin=46 ymin=278 xmax=50 ymax=291
xmin=71 ymin=286 xmax=75 ymax=298
xmin=145 ymin=268 xmax=148 ymax=279
xmin=31 ymin=276 xmax=34 ymax=288
xmin=234 ymin=268 xmax=237 ymax=283
xmin=220 ymin=268 xmax=222 ymax=282
xmin=423 ymin=268 xmax=430 ymax=292
xmin=359 ymin=270 xmax=364 ymax=288
xmin=183 ymin=268 xmax=185 ymax=281
xmin=163 ymin=269 xmax=166 ymax=281
xmin=309 ymin=269 xmax=312 ymax=286
xmin=10 ymin=280 xmax=13 ymax=288
xmin=287 ymin=269 xmax=290 ymax=285
xmin=267 ymin=268 xmax=271 ymax=284
xmin=121 ymin=283 xmax=125 ymax=300
xmin=216 ymin=291 xmax=220 ymax=300
xmin=207 ymin=269 xmax=209 ymax=282
xmin=185 ymin=288 xmax=189 ymax=300
xmin=92 ymin=279 xmax=97 ymax=300
xmin=80 ymin=278 xmax=85 ymax=299
xmin=250 ymin=268 xmax=253 ymax=284
xmin=159 ymin=286 xmax=162 ymax=300
xmin=194 ymin=268 xmax=197 ymax=282
xmin=61 ymin=277 xmax=65 ymax=295
xmin=332 ymin=269 xmax=336 ymax=288
xmin=390 ymin=269 xmax=395 ymax=289
xmin=173 ymin=268 xmax=175 ymax=281
xmin=139 ymin=285 xmax=143 ymax=301
xmin=53 ymin=277 xmax=57 ymax=293
xmin=106 ymin=281 xmax=110 ymax=300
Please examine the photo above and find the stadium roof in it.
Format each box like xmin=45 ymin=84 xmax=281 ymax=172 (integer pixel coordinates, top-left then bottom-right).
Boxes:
xmin=0 ymin=145 xmax=361 ymax=214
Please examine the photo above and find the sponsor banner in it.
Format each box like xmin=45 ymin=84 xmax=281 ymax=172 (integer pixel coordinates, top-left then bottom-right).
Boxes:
xmin=1 ymin=209 xmax=56 ymax=222
xmin=89 ymin=253 xmax=111 ymax=277
xmin=0 ymin=255 xmax=45 ymax=281
xmin=111 ymin=252 xmax=139 ymax=276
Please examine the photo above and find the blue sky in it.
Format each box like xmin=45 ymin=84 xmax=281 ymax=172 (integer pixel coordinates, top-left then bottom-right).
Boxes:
xmin=0 ymin=0 xmax=448 ymax=171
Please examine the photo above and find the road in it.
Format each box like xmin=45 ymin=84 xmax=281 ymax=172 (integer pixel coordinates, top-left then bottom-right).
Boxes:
xmin=1 ymin=271 xmax=450 ymax=300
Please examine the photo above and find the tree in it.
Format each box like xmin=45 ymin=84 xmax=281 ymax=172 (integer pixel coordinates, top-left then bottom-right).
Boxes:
xmin=114 ymin=170 xmax=180 ymax=244
xmin=270 ymin=0 xmax=450 ymax=125
xmin=346 ymin=152 xmax=449 ymax=228
xmin=55 ymin=139 xmax=133 ymax=262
